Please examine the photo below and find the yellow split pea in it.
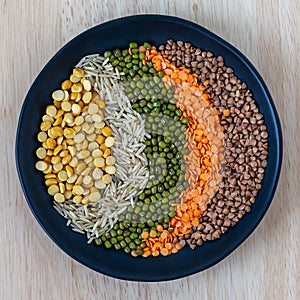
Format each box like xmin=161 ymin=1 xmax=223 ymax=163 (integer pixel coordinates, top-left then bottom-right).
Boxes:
xmin=35 ymin=67 xmax=117 ymax=205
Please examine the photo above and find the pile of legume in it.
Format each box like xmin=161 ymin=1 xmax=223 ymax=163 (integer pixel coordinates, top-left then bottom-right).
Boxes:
xmin=35 ymin=39 xmax=268 ymax=257
xmin=35 ymin=68 xmax=117 ymax=205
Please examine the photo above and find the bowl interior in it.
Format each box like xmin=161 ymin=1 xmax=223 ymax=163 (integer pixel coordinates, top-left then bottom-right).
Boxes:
xmin=16 ymin=15 xmax=282 ymax=281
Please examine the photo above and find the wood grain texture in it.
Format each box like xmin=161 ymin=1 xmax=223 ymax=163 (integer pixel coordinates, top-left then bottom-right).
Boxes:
xmin=1 ymin=0 xmax=299 ymax=299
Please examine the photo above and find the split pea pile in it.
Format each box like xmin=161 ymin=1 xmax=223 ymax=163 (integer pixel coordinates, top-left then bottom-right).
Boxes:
xmin=36 ymin=68 xmax=116 ymax=204
xmin=35 ymin=39 xmax=268 ymax=257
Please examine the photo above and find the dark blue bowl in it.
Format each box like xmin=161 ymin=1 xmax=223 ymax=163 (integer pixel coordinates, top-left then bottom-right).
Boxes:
xmin=15 ymin=15 xmax=282 ymax=281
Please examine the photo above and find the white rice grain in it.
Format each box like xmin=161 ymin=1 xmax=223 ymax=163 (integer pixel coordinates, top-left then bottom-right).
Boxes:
xmin=53 ymin=54 xmax=150 ymax=243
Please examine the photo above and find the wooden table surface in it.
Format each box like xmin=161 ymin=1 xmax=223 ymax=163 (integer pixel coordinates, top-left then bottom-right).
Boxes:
xmin=1 ymin=0 xmax=299 ymax=299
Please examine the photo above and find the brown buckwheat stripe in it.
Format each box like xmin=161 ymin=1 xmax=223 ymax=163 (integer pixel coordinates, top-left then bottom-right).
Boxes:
xmin=159 ymin=40 xmax=269 ymax=248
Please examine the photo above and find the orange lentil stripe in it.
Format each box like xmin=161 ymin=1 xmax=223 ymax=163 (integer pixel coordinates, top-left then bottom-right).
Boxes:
xmin=138 ymin=47 xmax=225 ymax=257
